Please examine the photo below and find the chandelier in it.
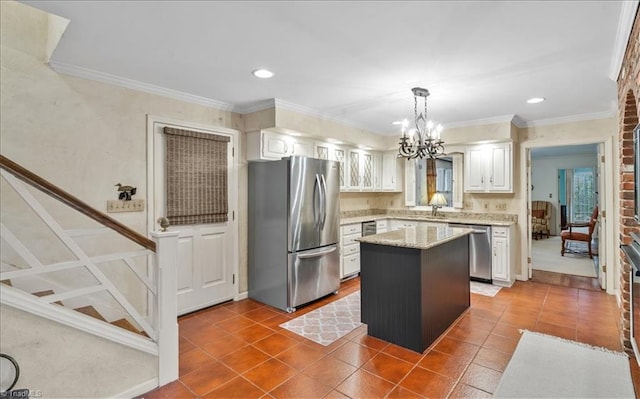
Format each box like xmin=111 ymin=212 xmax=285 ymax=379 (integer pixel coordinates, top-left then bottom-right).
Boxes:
xmin=398 ymin=87 xmax=445 ymax=159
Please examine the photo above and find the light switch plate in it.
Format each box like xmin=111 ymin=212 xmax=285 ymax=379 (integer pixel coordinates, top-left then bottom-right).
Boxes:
xmin=107 ymin=199 xmax=145 ymax=213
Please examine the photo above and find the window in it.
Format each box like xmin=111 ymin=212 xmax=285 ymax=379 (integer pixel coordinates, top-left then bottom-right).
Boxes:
xmin=558 ymin=167 xmax=596 ymax=223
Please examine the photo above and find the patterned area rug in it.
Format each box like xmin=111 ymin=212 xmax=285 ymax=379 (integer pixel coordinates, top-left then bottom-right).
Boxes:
xmin=470 ymin=281 xmax=502 ymax=297
xmin=279 ymin=291 xmax=362 ymax=346
xmin=280 ymin=282 xmax=501 ymax=345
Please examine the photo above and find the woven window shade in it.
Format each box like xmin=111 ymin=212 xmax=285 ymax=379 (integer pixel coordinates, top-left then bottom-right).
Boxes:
xmin=164 ymin=127 xmax=230 ymax=225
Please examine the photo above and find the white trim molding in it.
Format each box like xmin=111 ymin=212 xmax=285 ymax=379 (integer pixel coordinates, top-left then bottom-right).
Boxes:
xmin=233 ymin=99 xmax=277 ymax=114
xmin=609 ymin=0 xmax=640 ymax=81
xmin=444 ymin=114 xmax=522 ymax=129
xmin=48 ymin=61 xmax=235 ymax=111
xmin=524 ymin=110 xmax=617 ymax=128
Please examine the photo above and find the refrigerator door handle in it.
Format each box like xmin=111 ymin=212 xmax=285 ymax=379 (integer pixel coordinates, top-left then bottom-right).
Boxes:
xmin=313 ymin=174 xmax=321 ymax=229
xmin=320 ymin=174 xmax=328 ymax=230
xmin=297 ymin=246 xmax=337 ymax=259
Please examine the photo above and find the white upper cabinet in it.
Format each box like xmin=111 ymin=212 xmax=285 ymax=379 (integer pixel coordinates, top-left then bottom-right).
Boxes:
xmin=464 ymin=142 xmax=512 ymax=193
xmin=382 ymin=151 xmax=403 ymax=191
xmin=373 ymin=152 xmax=382 ymax=191
xmin=248 ymin=130 xmax=395 ymax=194
xmin=404 ymin=159 xmax=417 ymax=206
xmin=451 ymin=153 xmax=464 ymax=208
xmin=347 ymin=149 xmax=375 ymax=191
xmin=314 ymin=142 xmax=348 ymax=190
xmin=247 ymin=130 xmax=314 ymax=160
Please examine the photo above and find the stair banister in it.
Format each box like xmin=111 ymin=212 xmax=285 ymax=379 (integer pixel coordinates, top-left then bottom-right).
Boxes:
xmin=0 ymin=154 xmax=181 ymax=387
xmin=0 ymin=155 xmax=155 ymax=252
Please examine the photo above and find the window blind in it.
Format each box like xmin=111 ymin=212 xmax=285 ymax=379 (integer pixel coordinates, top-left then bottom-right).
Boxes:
xmin=164 ymin=127 xmax=230 ymax=225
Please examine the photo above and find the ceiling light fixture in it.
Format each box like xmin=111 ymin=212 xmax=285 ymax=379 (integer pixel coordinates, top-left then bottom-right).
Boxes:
xmin=398 ymin=87 xmax=445 ymax=160
xmin=252 ymin=69 xmax=274 ymax=79
xmin=527 ymin=97 xmax=545 ymax=104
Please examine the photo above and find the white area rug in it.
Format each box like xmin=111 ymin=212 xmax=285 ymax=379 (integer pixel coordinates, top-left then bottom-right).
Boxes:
xmin=532 ymin=235 xmax=597 ymax=278
xmin=494 ymin=331 xmax=634 ymax=398
xmin=470 ymin=281 xmax=501 ymax=297
xmin=279 ymin=291 xmax=362 ymax=346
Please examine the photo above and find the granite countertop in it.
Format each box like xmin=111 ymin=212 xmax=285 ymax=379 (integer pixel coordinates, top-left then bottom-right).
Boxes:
xmin=356 ymin=225 xmax=474 ymax=250
xmin=341 ymin=214 xmax=516 ymax=227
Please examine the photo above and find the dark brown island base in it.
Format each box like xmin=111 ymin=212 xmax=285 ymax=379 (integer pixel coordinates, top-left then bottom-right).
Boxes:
xmin=358 ymin=225 xmax=473 ymax=353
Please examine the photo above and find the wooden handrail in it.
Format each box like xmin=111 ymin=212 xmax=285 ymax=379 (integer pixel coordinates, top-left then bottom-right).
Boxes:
xmin=0 ymin=155 xmax=156 ymax=252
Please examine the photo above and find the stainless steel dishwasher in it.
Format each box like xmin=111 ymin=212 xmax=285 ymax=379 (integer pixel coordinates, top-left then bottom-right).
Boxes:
xmin=448 ymin=223 xmax=492 ymax=282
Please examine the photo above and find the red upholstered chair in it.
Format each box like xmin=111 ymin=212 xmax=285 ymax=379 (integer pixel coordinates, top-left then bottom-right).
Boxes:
xmin=561 ymin=206 xmax=598 ymax=258
xmin=531 ymin=201 xmax=552 ymax=239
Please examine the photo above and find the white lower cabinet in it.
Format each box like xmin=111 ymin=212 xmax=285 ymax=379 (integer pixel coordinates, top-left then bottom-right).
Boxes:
xmin=492 ymin=226 xmax=515 ymax=286
xmin=340 ymin=223 xmax=361 ymax=278
xmin=389 ymin=219 xmax=418 ymax=231
xmin=376 ymin=219 xmax=388 ymax=233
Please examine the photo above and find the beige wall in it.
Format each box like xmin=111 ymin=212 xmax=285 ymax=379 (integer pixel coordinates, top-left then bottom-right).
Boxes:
xmin=0 ymin=304 xmax=157 ymax=398
xmin=443 ymin=120 xmax=517 ymax=145
xmin=2 ymin=0 xmax=621 ymax=298
xmin=1 ymin=2 xmax=246 ymax=294
xmin=275 ymin=108 xmax=392 ymax=150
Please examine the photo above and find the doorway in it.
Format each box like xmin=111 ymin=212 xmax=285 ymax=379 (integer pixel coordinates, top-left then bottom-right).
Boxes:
xmin=146 ymin=115 xmax=239 ymax=315
xmin=528 ymin=143 xmax=603 ymax=289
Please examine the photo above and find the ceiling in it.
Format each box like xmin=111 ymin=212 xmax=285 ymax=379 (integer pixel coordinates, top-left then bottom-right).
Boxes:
xmin=21 ymin=1 xmax=632 ymax=136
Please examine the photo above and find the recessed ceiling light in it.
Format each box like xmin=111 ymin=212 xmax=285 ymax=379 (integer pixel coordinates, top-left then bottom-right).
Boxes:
xmin=527 ymin=97 xmax=545 ymax=104
xmin=392 ymin=121 xmax=403 ymax=125
xmin=252 ymin=69 xmax=274 ymax=79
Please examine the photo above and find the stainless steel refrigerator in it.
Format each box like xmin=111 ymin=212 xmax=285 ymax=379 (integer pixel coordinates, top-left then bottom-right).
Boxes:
xmin=248 ymin=156 xmax=340 ymax=312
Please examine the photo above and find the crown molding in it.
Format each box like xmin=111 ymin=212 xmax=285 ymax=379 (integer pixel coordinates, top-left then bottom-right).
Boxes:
xmin=609 ymin=0 xmax=639 ymax=81
xmin=524 ymin=110 xmax=616 ymax=128
xmin=444 ymin=114 xmax=520 ymax=129
xmin=233 ymin=99 xmax=277 ymax=114
xmin=48 ymin=61 xmax=235 ymax=111
xmin=273 ymin=98 xmax=388 ymax=135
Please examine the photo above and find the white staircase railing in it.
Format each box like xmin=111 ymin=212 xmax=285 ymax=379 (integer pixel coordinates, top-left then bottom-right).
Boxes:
xmin=0 ymin=155 xmax=178 ymax=386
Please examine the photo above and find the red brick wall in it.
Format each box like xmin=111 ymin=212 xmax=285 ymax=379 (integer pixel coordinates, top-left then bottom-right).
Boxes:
xmin=617 ymin=9 xmax=640 ymax=353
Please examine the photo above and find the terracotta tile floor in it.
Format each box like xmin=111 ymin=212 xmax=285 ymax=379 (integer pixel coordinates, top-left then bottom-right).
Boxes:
xmin=140 ymin=277 xmax=633 ymax=398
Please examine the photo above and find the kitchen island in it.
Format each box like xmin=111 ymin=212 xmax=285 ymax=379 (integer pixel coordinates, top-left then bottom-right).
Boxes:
xmin=357 ymin=225 xmax=472 ymax=353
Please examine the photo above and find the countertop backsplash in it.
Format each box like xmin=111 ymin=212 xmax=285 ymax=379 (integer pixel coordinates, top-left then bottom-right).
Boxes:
xmin=340 ymin=208 xmax=518 ymax=224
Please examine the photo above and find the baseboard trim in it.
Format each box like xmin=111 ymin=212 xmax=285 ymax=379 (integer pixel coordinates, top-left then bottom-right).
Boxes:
xmin=113 ymin=377 xmax=159 ymax=399
xmin=235 ymin=291 xmax=248 ymax=301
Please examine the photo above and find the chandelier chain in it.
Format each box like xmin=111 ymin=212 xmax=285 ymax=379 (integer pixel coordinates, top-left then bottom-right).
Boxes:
xmin=398 ymin=87 xmax=445 ymax=160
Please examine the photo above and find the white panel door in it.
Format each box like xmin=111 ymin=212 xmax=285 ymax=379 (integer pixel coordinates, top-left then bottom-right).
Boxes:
xmin=149 ymin=116 xmax=237 ymax=316
xmin=597 ymin=142 xmax=606 ymax=289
